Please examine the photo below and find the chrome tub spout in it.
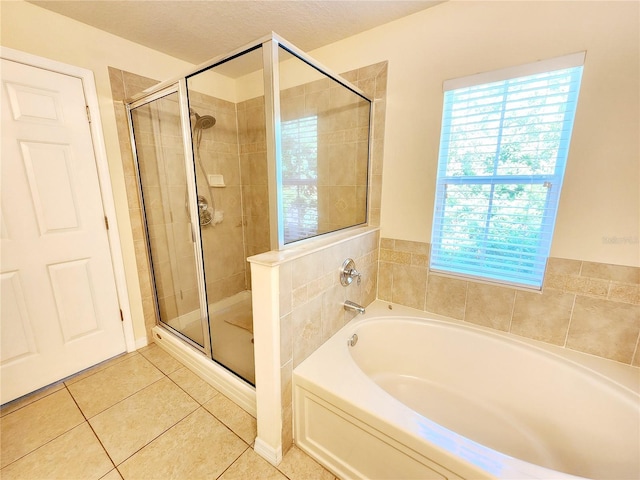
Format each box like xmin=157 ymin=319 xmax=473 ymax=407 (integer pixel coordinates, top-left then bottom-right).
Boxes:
xmin=344 ymin=300 xmax=365 ymax=315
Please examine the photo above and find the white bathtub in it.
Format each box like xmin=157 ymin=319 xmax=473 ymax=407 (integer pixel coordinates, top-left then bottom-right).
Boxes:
xmin=293 ymin=301 xmax=639 ymax=480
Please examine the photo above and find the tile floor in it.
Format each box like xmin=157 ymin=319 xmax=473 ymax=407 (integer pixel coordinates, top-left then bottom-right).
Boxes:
xmin=0 ymin=344 xmax=336 ymax=480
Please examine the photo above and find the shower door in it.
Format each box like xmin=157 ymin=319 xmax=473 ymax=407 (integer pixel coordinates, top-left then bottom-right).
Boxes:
xmin=129 ymin=88 xmax=211 ymax=353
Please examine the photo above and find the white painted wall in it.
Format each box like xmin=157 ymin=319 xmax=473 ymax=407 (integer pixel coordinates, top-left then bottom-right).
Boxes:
xmin=308 ymin=0 xmax=639 ymax=267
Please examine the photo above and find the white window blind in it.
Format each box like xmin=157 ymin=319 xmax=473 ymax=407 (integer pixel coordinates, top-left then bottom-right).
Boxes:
xmin=431 ymin=54 xmax=584 ymax=288
xmin=281 ymin=115 xmax=318 ymax=243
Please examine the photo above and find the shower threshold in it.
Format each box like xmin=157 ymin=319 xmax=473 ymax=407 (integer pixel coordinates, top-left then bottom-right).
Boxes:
xmin=151 ymin=324 xmax=256 ymax=417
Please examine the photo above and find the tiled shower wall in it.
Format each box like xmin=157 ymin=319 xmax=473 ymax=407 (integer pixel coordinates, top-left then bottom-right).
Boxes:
xmin=188 ymin=90 xmax=250 ymax=304
xmin=129 ymin=95 xmax=200 ymax=325
xmin=379 ymin=238 xmax=640 ymax=366
xmin=110 ymin=69 xmax=253 ymax=339
xmin=236 ymin=96 xmax=270 ymax=289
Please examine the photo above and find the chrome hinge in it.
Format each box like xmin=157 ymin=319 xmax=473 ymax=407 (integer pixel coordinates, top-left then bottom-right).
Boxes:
xmin=104 ymin=216 xmax=109 ymax=230
xmin=86 ymin=105 xmax=92 ymax=123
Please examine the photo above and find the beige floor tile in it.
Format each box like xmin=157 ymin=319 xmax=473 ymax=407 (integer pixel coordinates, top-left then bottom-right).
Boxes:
xmin=118 ymin=408 xmax=247 ymax=480
xmin=0 ymin=381 xmax=65 ymax=418
xmin=219 ymin=448 xmax=288 ymax=480
xmin=278 ymin=445 xmax=335 ymax=480
xmin=100 ymin=469 xmax=123 ymax=480
xmin=0 ymin=388 xmax=85 ymax=468
xmin=64 ymin=352 xmax=140 ymax=386
xmin=67 ymin=354 xmax=164 ymax=418
xmin=138 ymin=344 xmax=183 ymax=375
xmin=203 ymin=394 xmax=256 ymax=444
xmin=90 ymin=377 xmax=199 ymax=465
xmin=0 ymin=423 xmax=113 ymax=480
xmin=168 ymin=367 xmax=220 ymax=404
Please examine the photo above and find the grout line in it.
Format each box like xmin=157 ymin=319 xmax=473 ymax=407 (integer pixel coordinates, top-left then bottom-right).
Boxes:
xmin=83 ymin=414 xmax=118 ymax=471
xmin=507 ymin=289 xmax=517 ymax=334
xmin=213 ymin=445 xmax=250 ymax=480
xmin=563 ymin=294 xmax=578 ymax=348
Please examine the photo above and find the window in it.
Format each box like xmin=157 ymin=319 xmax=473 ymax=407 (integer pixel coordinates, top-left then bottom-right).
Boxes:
xmin=281 ymin=115 xmax=318 ymax=243
xmin=430 ymin=53 xmax=585 ymax=288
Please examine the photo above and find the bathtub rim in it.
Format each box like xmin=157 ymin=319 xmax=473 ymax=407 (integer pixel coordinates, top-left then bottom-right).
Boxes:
xmin=293 ymin=299 xmax=639 ymax=480
xmin=351 ymin=301 xmax=639 ymax=394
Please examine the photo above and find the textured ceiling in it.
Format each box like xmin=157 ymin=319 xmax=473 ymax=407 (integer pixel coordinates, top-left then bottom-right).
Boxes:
xmin=29 ymin=1 xmax=443 ymax=72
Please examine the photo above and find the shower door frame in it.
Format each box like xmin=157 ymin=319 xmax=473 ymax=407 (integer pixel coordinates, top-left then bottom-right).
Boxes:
xmin=126 ymin=84 xmax=212 ymax=356
xmin=125 ymin=33 xmax=374 ymax=252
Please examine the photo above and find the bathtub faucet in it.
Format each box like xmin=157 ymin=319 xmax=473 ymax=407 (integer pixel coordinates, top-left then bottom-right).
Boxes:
xmin=344 ymin=300 xmax=365 ymax=315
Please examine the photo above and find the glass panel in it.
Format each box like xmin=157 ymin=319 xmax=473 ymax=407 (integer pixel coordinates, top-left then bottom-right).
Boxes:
xmin=186 ymin=46 xmax=264 ymax=384
xmin=278 ymin=46 xmax=371 ymax=244
xmin=130 ymin=92 xmax=207 ymax=348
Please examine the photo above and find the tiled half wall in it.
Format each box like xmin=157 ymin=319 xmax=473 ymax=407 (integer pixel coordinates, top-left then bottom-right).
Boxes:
xmin=378 ymin=238 xmax=640 ymax=367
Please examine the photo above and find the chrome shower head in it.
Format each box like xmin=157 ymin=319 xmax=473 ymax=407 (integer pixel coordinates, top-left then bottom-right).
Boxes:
xmin=190 ymin=108 xmax=216 ymax=130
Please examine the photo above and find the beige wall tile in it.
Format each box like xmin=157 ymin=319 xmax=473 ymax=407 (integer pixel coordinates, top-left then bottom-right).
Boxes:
xmin=394 ymin=239 xmax=429 ymax=255
xmin=546 ymin=257 xmax=582 ymax=275
xmin=543 ymin=272 xmax=565 ymax=291
xmin=584 ymin=278 xmax=610 ymax=297
xmin=392 ymin=264 xmax=428 ymax=311
xmin=280 ymin=313 xmax=293 ymax=367
xmin=609 ymin=282 xmax=640 ymax=305
xmin=581 ymin=262 xmax=640 ymax=284
xmin=564 ymin=275 xmax=589 ymax=294
xmin=291 ymin=297 xmax=323 ymax=367
xmin=465 ymin=283 xmax=515 ymax=331
xmin=511 ymin=290 xmax=574 ymax=345
xmin=291 ymin=285 xmax=308 ymax=309
xmin=321 ymin=285 xmax=348 ymax=341
xmin=566 ymin=296 xmax=640 ymax=363
xmin=281 ymin=403 xmax=293 ymax=457
xmin=425 ymin=275 xmax=466 ymax=320
xmin=380 ymin=248 xmax=410 ymax=264
xmin=377 ymin=261 xmax=393 ymax=301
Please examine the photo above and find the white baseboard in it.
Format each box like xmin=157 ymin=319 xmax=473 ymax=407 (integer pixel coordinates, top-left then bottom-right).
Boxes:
xmin=254 ymin=437 xmax=282 ymax=466
xmin=134 ymin=336 xmax=148 ymax=350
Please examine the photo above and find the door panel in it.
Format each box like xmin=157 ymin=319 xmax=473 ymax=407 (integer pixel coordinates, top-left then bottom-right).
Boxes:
xmin=0 ymin=59 xmax=126 ymax=404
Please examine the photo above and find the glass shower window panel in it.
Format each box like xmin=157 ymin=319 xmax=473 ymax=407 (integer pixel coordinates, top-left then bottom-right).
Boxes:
xmin=130 ymin=92 xmax=206 ymax=348
xmin=278 ymin=46 xmax=371 ymax=244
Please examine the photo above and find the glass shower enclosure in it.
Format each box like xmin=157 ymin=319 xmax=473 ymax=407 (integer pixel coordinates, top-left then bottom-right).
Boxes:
xmin=126 ymin=34 xmax=372 ymax=386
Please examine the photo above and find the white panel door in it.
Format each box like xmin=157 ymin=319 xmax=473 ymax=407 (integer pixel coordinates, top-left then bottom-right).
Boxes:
xmin=0 ymin=59 xmax=126 ymax=404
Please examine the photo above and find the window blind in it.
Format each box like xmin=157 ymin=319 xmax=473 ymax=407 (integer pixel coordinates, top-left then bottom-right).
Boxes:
xmin=431 ymin=56 xmax=584 ymax=288
xmin=281 ymin=115 xmax=319 ymax=243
